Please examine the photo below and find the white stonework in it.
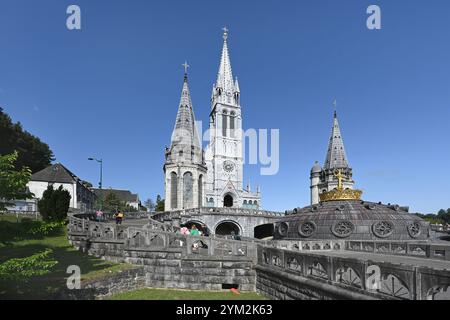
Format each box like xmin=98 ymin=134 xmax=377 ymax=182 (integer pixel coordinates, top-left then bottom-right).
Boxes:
xmin=164 ymin=29 xmax=261 ymax=210
xmin=204 ymin=29 xmax=261 ymax=209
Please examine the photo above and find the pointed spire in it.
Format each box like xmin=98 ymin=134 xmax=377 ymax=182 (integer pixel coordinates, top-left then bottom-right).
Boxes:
xmin=234 ymin=77 xmax=240 ymax=93
xmin=323 ymin=105 xmax=349 ymax=170
xmin=215 ymin=26 xmax=235 ymax=94
xmin=170 ymin=64 xmax=201 ymax=151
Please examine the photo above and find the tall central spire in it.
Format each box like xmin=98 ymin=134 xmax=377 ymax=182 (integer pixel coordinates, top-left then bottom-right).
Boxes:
xmin=323 ymin=109 xmax=349 ymax=170
xmin=215 ymin=26 xmax=235 ymax=94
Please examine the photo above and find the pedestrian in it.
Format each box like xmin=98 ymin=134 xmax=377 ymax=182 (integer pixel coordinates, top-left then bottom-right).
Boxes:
xmin=180 ymin=226 xmax=189 ymax=235
xmin=96 ymin=209 xmax=103 ymax=222
xmin=117 ymin=211 xmax=124 ymax=225
xmin=190 ymin=225 xmax=200 ymax=236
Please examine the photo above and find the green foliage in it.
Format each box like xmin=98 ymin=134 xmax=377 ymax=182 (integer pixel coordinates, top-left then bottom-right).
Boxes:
xmin=28 ymin=221 xmax=66 ymax=236
xmin=156 ymin=194 xmax=165 ymax=212
xmin=101 ymin=191 xmax=138 ymax=212
xmin=0 ymin=219 xmax=64 ymax=243
xmin=0 ymin=108 xmax=54 ymax=173
xmin=0 ymin=151 xmax=33 ymax=212
xmin=437 ymin=208 xmax=450 ymax=224
xmin=38 ymin=185 xmax=71 ymax=221
xmin=0 ymin=249 xmax=58 ymax=281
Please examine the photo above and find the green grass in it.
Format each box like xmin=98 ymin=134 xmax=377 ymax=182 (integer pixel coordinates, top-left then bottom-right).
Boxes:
xmin=0 ymin=215 xmax=133 ymax=299
xmin=109 ymin=288 xmax=267 ymax=300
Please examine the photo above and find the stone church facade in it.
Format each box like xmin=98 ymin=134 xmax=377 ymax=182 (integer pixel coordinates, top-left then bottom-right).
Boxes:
xmin=164 ymin=28 xmax=261 ymax=211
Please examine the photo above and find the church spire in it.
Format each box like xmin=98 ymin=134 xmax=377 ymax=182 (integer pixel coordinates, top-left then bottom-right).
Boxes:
xmin=323 ymin=101 xmax=349 ymax=170
xmin=215 ymin=27 xmax=235 ymax=94
xmin=170 ymin=62 xmax=201 ymax=153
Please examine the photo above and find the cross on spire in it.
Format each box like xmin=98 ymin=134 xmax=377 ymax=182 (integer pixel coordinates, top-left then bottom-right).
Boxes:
xmin=333 ymin=98 xmax=337 ymax=117
xmin=182 ymin=61 xmax=190 ymax=75
xmin=222 ymin=26 xmax=229 ymax=40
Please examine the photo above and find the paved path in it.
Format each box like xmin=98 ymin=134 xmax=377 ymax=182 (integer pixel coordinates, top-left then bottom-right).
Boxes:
xmin=308 ymin=250 xmax=450 ymax=271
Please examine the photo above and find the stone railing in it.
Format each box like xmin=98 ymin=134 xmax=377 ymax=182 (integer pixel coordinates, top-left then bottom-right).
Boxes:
xmin=346 ymin=240 xmax=450 ymax=261
xmin=153 ymin=207 xmax=285 ymax=221
xmin=257 ymin=246 xmax=450 ymax=300
xmin=68 ymin=215 xmax=256 ymax=261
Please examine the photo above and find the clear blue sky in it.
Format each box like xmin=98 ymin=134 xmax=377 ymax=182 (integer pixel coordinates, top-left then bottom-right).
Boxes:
xmin=1 ymin=0 xmax=449 ymax=213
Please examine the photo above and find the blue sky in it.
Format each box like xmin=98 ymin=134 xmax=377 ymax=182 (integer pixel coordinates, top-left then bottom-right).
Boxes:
xmin=1 ymin=0 xmax=449 ymax=213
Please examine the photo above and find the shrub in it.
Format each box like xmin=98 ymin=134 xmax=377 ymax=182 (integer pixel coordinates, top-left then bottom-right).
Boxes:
xmin=0 ymin=249 xmax=58 ymax=281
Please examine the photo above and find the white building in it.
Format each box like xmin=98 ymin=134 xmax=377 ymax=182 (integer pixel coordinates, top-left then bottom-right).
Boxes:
xmin=27 ymin=163 xmax=96 ymax=212
xmin=164 ymin=28 xmax=261 ymax=210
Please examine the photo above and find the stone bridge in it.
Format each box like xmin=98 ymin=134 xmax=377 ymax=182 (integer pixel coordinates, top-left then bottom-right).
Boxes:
xmin=152 ymin=207 xmax=284 ymax=238
xmin=67 ymin=214 xmax=450 ymax=300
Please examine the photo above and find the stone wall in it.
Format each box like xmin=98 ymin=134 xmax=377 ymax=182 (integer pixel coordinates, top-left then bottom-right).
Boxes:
xmin=57 ymin=267 xmax=146 ymax=300
xmin=256 ymin=246 xmax=450 ymax=300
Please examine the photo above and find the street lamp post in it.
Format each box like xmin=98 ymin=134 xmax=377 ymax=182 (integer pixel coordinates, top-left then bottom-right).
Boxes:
xmin=88 ymin=157 xmax=103 ymax=209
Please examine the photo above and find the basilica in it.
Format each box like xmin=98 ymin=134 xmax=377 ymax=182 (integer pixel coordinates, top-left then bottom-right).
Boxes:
xmin=163 ymin=28 xmax=261 ymax=211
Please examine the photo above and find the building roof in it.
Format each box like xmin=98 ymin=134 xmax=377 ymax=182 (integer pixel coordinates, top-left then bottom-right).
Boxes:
xmin=92 ymin=188 xmax=139 ymax=203
xmin=323 ymin=111 xmax=350 ymax=170
xmin=215 ymin=28 xmax=236 ymax=94
xmin=275 ymin=200 xmax=429 ymax=241
xmin=31 ymin=163 xmax=81 ymax=184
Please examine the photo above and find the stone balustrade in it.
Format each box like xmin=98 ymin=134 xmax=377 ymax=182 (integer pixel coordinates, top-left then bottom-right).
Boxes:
xmin=257 ymin=246 xmax=450 ymax=300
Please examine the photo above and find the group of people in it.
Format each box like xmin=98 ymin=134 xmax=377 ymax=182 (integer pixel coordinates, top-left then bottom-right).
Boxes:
xmin=179 ymin=224 xmax=209 ymax=237
xmin=95 ymin=210 xmax=124 ymax=225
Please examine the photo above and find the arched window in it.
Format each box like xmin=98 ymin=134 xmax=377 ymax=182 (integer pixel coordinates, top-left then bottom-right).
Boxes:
xmin=183 ymin=172 xmax=193 ymax=209
xmin=243 ymin=200 xmax=248 ymax=205
xmin=248 ymin=200 xmax=253 ymax=205
xmin=170 ymin=172 xmax=178 ymax=209
xmin=229 ymin=113 xmax=235 ymax=137
xmin=198 ymin=175 xmax=203 ymax=207
xmin=222 ymin=113 xmax=228 ymax=137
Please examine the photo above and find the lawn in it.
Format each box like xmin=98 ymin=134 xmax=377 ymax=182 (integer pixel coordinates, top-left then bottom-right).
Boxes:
xmin=0 ymin=214 xmax=133 ymax=299
xmin=110 ymin=288 xmax=267 ymax=300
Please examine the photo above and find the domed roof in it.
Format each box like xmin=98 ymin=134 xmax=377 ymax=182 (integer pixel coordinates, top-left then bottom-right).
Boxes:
xmin=274 ymin=200 xmax=430 ymax=241
xmin=311 ymin=161 xmax=322 ymax=173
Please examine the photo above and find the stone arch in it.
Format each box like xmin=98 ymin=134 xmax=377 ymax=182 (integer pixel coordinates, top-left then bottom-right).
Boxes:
xmin=170 ymin=172 xmax=178 ymax=209
xmin=335 ymin=266 xmax=362 ymax=288
xmin=379 ymin=274 xmax=410 ymax=299
xmin=183 ymin=171 xmax=193 ymax=208
xmin=427 ymin=285 xmax=450 ymax=300
xmin=183 ymin=220 xmax=210 ymax=235
xmin=214 ymin=219 xmax=242 ymax=236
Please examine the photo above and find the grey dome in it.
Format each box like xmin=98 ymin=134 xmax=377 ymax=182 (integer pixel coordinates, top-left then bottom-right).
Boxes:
xmin=274 ymin=200 xmax=430 ymax=241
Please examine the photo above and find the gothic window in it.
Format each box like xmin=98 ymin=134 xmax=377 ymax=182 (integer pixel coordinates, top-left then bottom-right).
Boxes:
xmin=198 ymin=175 xmax=203 ymax=207
xmin=183 ymin=172 xmax=193 ymax=209
xmin=170 ymin=172 xmax=178 ymax=209
xmin=222 ymin=113 xmax=228 ymax=137
xmin=229 ymin=114 xmax=235 ymax=137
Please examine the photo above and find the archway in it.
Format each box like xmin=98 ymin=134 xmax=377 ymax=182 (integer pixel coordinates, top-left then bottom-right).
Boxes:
xmin=254 ymin=223 xmax=274 ymax=239
xmin=182 ymin=221 xmax=210 ymax=236
xmin=215 ymin=221 xmax=241 ymax=236
xmin=224 ymin=194 xmax=233 ymax=207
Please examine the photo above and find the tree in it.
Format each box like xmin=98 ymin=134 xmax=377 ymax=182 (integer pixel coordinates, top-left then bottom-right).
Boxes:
xmin=437 ymin=209 xmax=450 ymax=224
xmin=155 ymin=194 xmax=165 ymax=212
xmin=38 ymin=185 xmax=71 ymax=221
xmin=144 ymin=198 xmax=155 ymax=212
xmin=0 ymin=151 xmax=33 ymax=212
xmin=102 ymin=192 xmax=122 ymax=213
xmin=0 ymin=108 xmax=54 ymax=173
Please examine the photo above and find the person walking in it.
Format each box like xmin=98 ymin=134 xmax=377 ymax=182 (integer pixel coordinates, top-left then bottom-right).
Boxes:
xmin=190 ymin=225 xmax=200 ymax=236
xmin=117 ymin=211 xmax=124 ymax=225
